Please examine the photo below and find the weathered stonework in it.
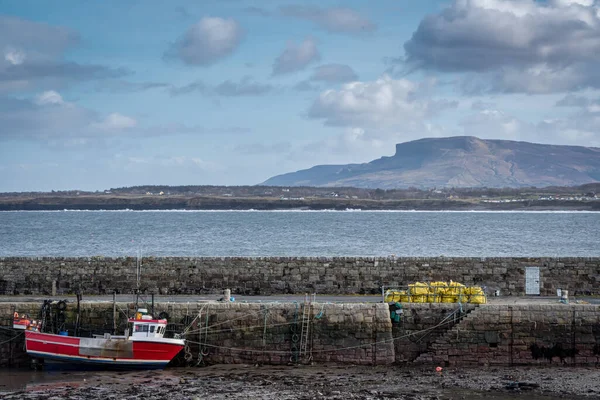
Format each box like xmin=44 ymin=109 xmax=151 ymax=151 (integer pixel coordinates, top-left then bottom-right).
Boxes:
xmin=1 ymin=257 xmax=599 ymax=296
xmin=2 ymin=301 xmax=599 ymax=368
xmin=0 ymin=301 xmax=395 ymax=368
xmin=391 ymin=303 xmax=477 ymax=362
xmin=415 ymin=304 xmax=600 ymax=366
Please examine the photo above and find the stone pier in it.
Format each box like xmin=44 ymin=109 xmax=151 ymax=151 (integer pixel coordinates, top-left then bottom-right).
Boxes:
xmin=1 ymin=300 xmax=599 ymax=368
xmin=1 ymin=257 xmax=599 ymax=296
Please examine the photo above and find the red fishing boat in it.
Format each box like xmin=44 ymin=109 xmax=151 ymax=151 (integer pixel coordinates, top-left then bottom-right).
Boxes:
xmin=17 ymin=308 xmax=185 ymax=369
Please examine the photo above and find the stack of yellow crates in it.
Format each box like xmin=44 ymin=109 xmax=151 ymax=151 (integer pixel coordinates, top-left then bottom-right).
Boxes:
xmin=384 ymin=281 xmax=486 ymax=304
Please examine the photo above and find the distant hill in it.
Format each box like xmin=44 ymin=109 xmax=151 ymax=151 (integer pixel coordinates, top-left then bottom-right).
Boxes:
xmin=263 ymin=136 xmax=600 ymax=189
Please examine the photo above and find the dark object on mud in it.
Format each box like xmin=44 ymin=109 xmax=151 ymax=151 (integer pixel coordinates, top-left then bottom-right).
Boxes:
xmin=505 ymin=381 xmax=541 ymax=391
xmin=529 ymin=343 xmax=579 ymax=364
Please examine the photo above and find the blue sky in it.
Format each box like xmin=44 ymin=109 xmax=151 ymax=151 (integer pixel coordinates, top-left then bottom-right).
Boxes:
xmin=1 ymin=0 xmax=600 ymax=191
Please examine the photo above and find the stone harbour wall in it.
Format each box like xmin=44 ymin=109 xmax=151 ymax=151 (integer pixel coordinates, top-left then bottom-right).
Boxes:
xmin=1 ymin=301 xmax=599 ymax=368
xmin=415 ymin=304 xmax=600 ymax=366
xmin=0 ymin=257 xmax=599 ymax=296
xmin=391 ymin=303 xmax=477 ymax=362
xmin=0 ymin=301 xmax=395 ymax=368
xmin=0 ymin=327 xmax=27 ymax=368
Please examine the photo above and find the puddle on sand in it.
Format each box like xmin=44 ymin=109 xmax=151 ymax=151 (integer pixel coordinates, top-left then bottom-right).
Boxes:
xmin=0 ymin=368 xmax=178 ymax=393
xmin=0 ymin=369 xmax=89 ymax=392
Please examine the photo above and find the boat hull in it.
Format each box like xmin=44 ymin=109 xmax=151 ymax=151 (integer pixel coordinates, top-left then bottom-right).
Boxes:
xmin=25 ymin=331 xmax=184 ymax=369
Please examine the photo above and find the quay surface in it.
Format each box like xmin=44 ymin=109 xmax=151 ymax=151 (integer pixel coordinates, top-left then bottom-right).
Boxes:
xmin=1 ymin=294 xmax=598 ymax=304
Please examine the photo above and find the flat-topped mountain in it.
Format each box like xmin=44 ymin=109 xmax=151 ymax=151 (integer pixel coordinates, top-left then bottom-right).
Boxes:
xmin=263 ymin=136 xmax=600 ymax=189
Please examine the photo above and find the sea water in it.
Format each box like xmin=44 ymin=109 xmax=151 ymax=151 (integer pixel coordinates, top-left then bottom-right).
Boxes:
xmin=0 ymin=210 xmax=598 ymax=257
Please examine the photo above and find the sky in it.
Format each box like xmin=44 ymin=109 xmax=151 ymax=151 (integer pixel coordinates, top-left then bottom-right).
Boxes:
xmin=2 ymin=0 xmax=600 ymax=192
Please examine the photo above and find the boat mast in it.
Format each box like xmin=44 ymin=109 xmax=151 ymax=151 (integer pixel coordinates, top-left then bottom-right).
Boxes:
xmin=113 ymin=291 xmax=117 ymax=335
xmin=135 ymin=249 xmax=142 ymax=308
xmin=75 ymin=291 xmax=81 ymax=336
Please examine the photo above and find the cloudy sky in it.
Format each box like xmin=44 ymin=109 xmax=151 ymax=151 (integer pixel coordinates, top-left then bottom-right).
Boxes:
xmin=2 ymin=0 xmax=600 ymax=191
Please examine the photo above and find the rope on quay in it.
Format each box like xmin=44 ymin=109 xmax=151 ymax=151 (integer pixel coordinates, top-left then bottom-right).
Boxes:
xmin=181 ymin=304 xmax=206 ymax=336
xmin=182 ymin=306 xmax=272 ymax=335
xmin=196 ymin=301 xmax=329 ymax=335
xmin=187 ymin=302 xmax=460 ymax=337
xmin=184 ymin=300 xmax=334 ymax=336
xmin=413 ymin=305 xmax=462 ymax=344
xmin=199 ymin=320 xmax=299 ymax=334
xmin=184 ymin=305 xmax=468 ymax=355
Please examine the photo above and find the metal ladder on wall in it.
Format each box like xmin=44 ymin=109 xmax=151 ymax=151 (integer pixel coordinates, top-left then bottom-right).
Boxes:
xmin=299 ymin=294 xmax=312 ymax=358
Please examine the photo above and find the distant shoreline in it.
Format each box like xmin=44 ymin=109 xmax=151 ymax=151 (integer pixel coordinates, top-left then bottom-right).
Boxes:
xmin=0 ymin=195 xmax=598 ymax=211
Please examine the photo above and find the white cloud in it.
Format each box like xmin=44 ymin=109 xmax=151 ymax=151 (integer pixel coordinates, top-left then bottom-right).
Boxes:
xmin=302 ymin=127 xmax=385 ymax=157
xmin=97 ymin=113 xmax=138 ymax=130
xmin=35 ymin=90 xmax=64 ymax=105
xmin=293 ymin=122 xmax=447 ymax=167
xmin=280 ymin=5 xmax=376 ymax=34
xmin=460 ymin=109 xmax=526 ymax=141
xmin=166 ymin=17 xmax=243 ymax=66
xmin=1 ymin=92 xmax=136 ymax=142
xmin=551 ymin=0 xmax=595 ymax=7
xmin=0 ymin=15 xmax=78 ymax=61
xmin=272 ymin=37 xmax=320 ymax=75
xmin=0 ymin=91 xmax=248 ymax=147
xmin=403 ymin=0 xmax=600 ymax=93
xmin=0 ymin=16 xmax=125 ymax=93
xmin=294 ymin=80 xmax=321 ymax=92
xmin=310 ymin=64 xmax=358 ymax=83
xmin=170 ymin=76 xmax=274 ymax=96
xmin=555 ymin=94 xmax=591 ymax=107
xmin=301 ymin=75 xmax=455 ymax=161
xmin=1 ymin=93 xmax=92 ymax=141
xmin=587 ymin=103 xmax=600 ymax=113
xmin=4 ymin=48 xmax=25 ymax=65
xmin=492 ymin=64 xmax=600 ymax=94
xmin=460 ymin=104 xmax=600 ymax=147
xmin=308 ymin=75 xmax=456 ymax=127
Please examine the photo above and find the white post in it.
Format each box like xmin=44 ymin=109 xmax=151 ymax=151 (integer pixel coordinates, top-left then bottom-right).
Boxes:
xmin=224 ymin=288 xmax=231 ymax=302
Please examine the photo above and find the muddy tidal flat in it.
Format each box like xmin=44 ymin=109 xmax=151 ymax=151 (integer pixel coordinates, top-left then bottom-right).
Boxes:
xmin=1 ymin=364 xmax=599 ymax=400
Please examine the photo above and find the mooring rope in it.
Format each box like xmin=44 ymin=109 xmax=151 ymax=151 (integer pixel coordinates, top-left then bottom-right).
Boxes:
xmin=185 ymin=304 xmax=467 ymax=355
xmin=415 ymin=307 xmax=464 ymax=343
xmin=183 ymin=307 xmax=267 ymax=335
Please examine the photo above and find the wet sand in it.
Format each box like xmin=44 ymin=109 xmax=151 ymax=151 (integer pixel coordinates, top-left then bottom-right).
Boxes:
xmin=1 ymin=364 xmax=598 ymax=399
